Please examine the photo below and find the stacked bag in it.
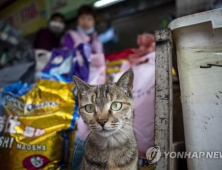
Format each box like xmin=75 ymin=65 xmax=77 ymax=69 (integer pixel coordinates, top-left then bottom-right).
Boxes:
xmin=0 ymin=80 xmax=78 ymax=169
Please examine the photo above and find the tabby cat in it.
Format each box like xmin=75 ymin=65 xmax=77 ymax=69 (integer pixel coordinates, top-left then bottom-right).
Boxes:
xmin=73 ymin=69 xmax=138 ymax=170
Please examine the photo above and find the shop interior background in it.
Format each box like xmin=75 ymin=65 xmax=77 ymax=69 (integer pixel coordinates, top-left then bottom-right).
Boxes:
xmin=0 ymin=0 xmax=221 ymax=53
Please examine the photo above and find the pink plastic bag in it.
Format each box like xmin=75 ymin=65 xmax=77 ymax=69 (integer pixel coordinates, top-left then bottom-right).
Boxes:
xmin=113 ymin=52 xmax=155 ymax=156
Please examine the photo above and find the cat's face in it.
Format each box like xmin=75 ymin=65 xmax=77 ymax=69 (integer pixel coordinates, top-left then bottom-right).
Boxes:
xmin=73 ymin=69 xmax=134 ymax=137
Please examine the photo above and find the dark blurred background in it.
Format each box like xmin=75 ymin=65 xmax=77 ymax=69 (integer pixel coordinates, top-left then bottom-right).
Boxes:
xmin=0 ymin=0 xmax=221 ymax=53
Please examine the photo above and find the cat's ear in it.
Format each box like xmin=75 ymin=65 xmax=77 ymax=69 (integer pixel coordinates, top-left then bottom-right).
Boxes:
xmin=73 ymin=76 xmax=90 ymax=93
xmin=116 ymin=69 xmax=134 ymax=91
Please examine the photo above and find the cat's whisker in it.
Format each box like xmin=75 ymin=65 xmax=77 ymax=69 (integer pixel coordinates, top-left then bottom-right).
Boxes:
xmin=72 ymin=130 xmax=93 ymax=167
xmin=86 ymin=131 xmax=94 ymax=145
xmin=133 ymin=117 xmax=144 ymax=120
xmin=69 ymin=130 xmax=89 ymax=148
xmin=70 ymin=129 xmax=91 ymax=168
xmin=111 ymin=124 xmax=121 ymax=127
xmin=118 ymin=129 xmax=137 ymax=145
xmin=82 ymin=130 xmax=92 ymax=147
xmin=83 ymin=130 xmax=92 ymax=139
xmin=119 ymin=129 xmax=131 ymax=139
xmin=71 ymin=132 xmax=88 ymax=169
xmin=118 ymin=129 xmax=128 ymax=140
xmin=89 ymin=124 xmax=97 ymax=130
xmin=125 ymin=122 xmax=143 ymax=130
xmin=123 ymin=124 xmax=148 ymax=142
xmin=89 ymin=124 xmax=96 ymax=127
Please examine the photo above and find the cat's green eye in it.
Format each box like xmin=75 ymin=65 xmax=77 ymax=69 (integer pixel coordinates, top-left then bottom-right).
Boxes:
xmin=111 ymin=102 xmax=122 ymax=111
xmin=85 ymin=104 xmax=95 ymax=113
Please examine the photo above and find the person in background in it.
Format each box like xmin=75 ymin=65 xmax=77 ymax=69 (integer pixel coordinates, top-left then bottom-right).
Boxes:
xmin=33 ymin=13 xmax=65 ymax=51
xmin=62 ymin=5 xmax=103 ymax=53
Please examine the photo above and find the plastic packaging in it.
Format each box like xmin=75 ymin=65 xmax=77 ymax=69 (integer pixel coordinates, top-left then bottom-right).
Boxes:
xmin=0 ymin=79 xmax=78 ymax=170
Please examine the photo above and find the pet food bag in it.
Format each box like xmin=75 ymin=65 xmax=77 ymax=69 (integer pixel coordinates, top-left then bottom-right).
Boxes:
xmin=0 ymin=79 xmax=78 ymax=170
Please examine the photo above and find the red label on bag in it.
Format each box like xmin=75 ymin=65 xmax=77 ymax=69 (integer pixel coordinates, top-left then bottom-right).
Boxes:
xmin=23 ymin=155 xmax=50 ymax=170
xmin=105 ymin=49 xmax=134 ymax=60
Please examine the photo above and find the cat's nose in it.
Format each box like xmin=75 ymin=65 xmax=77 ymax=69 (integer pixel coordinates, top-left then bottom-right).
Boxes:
xmin=97 ymin=118 xmax=108 ymax=127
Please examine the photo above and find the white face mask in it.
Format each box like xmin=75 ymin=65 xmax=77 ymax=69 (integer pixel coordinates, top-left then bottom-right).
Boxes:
xmin=49 ymin=21 xmax=65 ymax=34
xmin=77 ymin=25 xmax=95 ymax=35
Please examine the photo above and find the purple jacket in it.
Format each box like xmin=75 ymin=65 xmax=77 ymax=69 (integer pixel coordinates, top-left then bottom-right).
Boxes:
xmin=61 ymin=30 xmax=103 ymax=54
